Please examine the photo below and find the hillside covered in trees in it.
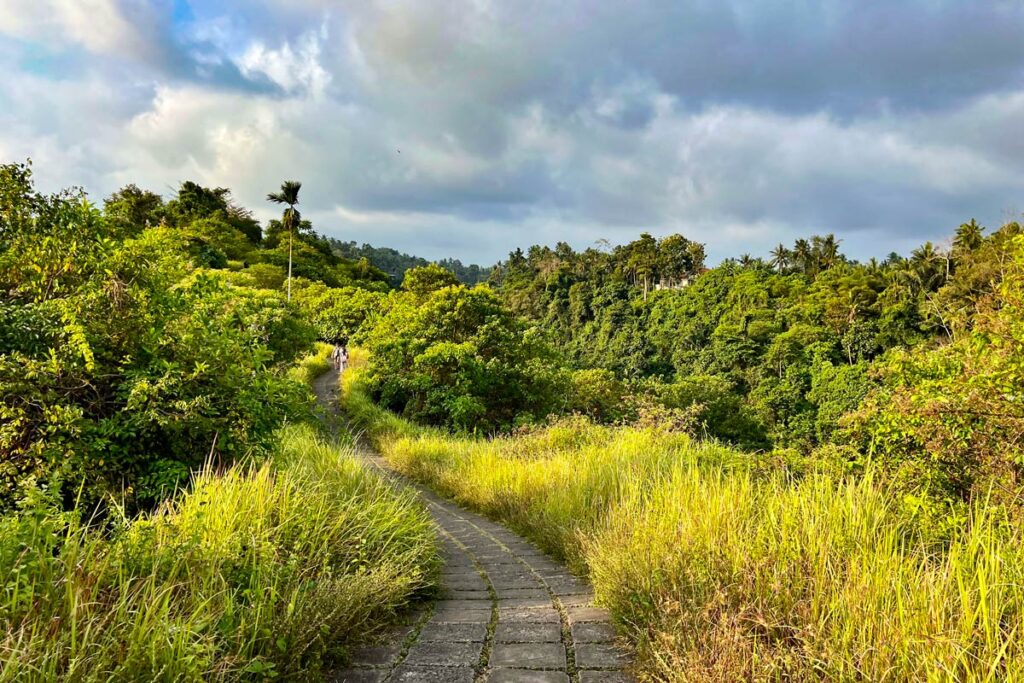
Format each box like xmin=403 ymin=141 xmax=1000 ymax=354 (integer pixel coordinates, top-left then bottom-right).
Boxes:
xmin=330 ymin=239 xmax=492 ymax=286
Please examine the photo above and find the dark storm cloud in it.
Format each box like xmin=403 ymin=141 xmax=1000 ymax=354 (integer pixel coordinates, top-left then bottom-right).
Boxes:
xmin=588 ymin=0 xmax=1024 ymax=115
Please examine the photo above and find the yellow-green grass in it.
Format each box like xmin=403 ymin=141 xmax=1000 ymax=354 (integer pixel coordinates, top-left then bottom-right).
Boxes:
xmin=288 ymin=341 xmax=335 ymax=386
xmin=343 ymin=367 xmax=1024 ymax=682
xmin=0 ymin=424 xmax=440 ymax=681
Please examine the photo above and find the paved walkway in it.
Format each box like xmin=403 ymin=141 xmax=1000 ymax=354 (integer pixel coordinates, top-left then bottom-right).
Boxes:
xmin=313 ymin=369 xmax=633 ymax=683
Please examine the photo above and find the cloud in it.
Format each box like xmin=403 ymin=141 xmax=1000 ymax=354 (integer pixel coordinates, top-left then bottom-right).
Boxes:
xmin=236 ymin=29 xmax=331 ymax=97
xmin=1 ymin=0 xmax=1022 ymax=265
xmin=0 ymin=0 xmax=168 ymax=61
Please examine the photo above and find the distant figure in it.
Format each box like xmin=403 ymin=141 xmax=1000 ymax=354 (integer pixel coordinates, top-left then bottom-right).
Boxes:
xmin=331 ymin=342 xmax=344 ymax=371
xmin=340 ymin=346 xmax=349 ymax=372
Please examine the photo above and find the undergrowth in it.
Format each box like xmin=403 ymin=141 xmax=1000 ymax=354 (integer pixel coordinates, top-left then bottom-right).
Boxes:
xmin=0 ymin=423 xmax=440 ymax=681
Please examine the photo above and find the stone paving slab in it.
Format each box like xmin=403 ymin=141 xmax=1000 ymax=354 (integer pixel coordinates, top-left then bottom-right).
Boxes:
xmin=496 ymin=597 xmax=552 ymax=609
xmin=499 ymin=608 xmax=563 ymax=623
xmin=489 ymin=668 xmax=571 ymax=682
xmin=490 ymin=642 xmax=567 ymax=669
xmin=403 ymin=641 xmax=481 ymax=667
xmin=348 ymin=642 xmax=400 ymax=667
xmin=418 ymin=622 xmax=488 ymax=642
xmin=578 ymin=671 xmax=634 ymax=683
xmin=429 ymin=608 xmax=492 ymax=624
xmin=390 ymin=664 xmax=476 ymax=682
xmin=566 ymin=607 xmax=613 ymax=624
xmin=572 ymin=621 xmax=618 ymax=643
xmin=560 ymin=593 xmax=597 ymax=607
xmin=575 ymin=643 xmax=630 ymax=670
xmin=494 ymin=621 xmax=563 ymax=643
xmin=494 ymin=588 xmax=550 ymax=600
xmin=446 ymin=589 xmax=490 ymax=600
xmin=436 ymin=599 xmax=496 ymax=611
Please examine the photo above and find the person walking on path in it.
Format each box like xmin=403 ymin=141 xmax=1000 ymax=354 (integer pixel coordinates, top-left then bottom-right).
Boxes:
xmin=339 ymin=345 xmax=349 ymax=373
xmin=331 ymin=341 xmax=344 ymax=371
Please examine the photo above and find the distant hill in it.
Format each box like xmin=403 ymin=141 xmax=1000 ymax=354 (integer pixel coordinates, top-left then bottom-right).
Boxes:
xmin=329 ymin=239 xmax=493 ymax=285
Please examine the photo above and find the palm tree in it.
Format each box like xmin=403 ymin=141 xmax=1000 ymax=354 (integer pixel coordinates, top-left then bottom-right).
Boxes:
xmin=267 ymin=180 xmax=302 ymax=300
xmin=910 ymin=241 xmax=946 ymax=291
xmin=818 ymin=233 xmax=841 ymax=270
xmin=954 ymin=219 xmax=984 ymax=253
xmin=886 ymin=259 xmax=922 ymax=303
xmin=768 ymin=243 xmax=790 ymax=273
xmin=792 ymin=239 xmax=812 ymax=274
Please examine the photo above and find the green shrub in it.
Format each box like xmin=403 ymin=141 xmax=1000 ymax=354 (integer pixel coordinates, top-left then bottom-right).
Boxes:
xmin=288 ymin=342 xmax=334 ymax=386
xmin=649 ymin=374 xmax=768 ymax=447
xmin=291 ymin=281 xmax=387 ymax=342
xmin=845 ymin=235 xmax=1024 ymax=505
xmin=359 ymin=284 xmax=561 ymax=431
xmin=564 ymin=368 xmax=628 ymax=422
xmin=0 ymin=165 xmax=316 ymax=511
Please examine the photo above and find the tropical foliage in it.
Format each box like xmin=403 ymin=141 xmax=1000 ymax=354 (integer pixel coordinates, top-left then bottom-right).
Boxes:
xmin=0 ymin=162 xmax=388 ymax=511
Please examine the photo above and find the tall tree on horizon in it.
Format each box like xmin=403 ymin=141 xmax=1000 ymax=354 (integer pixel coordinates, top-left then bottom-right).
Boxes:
xmin=267 ymin=180 xmax=302 ymax=300
xmin=769 ymin=243 xmax=790 ymax=273
xmin=793 ymin=238 xmax=812 ymax=274
xmin=954 ymin=218 xmax=985 ymax=253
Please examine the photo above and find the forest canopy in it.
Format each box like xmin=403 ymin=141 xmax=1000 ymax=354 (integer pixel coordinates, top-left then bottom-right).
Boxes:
xmin=3 ymin=159 xmax=1022 ymax=513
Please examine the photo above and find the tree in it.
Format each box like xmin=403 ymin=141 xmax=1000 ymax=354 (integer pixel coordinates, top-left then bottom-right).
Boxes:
xmin=793 ymin=239 xmax=812 ymax=274
xmin=954 ymin=219 xmax=984 ymax=253
xmin=401 ymin=263 xmax=460 ymax=298
xmin=623 ymin=233 xmax=659 ymax=299
xmin=815 ymin=233 xmax=842 ymax=271
xmin=361 ymin=285 xmax=560 ymax=431
xmin=658 ymin=234 xmax=698 ymax=286
xmin=0 ymin=164 xmax=314 ymax=511
xmin=769 ymin=243 xmax=790 ymax=273
xmin=267 ymin=181 xmax=302 ymax=300
xmin=104 ymin=184 xmax=164 ymax=235
xmin=910 ymin=241 xmax=946 ymax=292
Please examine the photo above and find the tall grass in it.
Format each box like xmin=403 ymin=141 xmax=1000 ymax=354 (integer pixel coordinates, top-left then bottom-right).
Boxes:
xmin=0 ymin=424 xmax=440 ymax=681
xmin=287 ymin=341 xmax=334 ymax=386
xmin=343 ymin=368 xmax=1024 ymax=682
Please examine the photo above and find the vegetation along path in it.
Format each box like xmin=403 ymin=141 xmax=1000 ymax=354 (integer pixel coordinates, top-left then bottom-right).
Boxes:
xmin=313 ymin=369 xmax=633 ymax=683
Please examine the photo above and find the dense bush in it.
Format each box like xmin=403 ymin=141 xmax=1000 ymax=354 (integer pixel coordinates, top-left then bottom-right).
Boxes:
xmin=292 ymin=281 xmax=387 ymax=342
xmin=846 ymin=234 xmax=1024 ymax=505
xmin=359 ymin=270 xmax=562 ymax=431
xmin=0 ymin=424 xmax=440 ymax=681
xmin=0 ymin=164 xmax=316 ymax=511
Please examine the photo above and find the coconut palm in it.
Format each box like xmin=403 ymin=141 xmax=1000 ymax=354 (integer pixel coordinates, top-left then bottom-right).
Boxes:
xmin=910 ymin=241 xmax=946 ymax=291
xmin=769 ymin=243 xmax=790 ymax=273
xmin=267 ymin=181 xmax=302 ymax=300
xmin=818 ymin=233 xmax=841 ymax=270
xmin=954 ymin=219 xmax=984 ymax=253
xmin=793 ymin=238 xmax=812 ymax=274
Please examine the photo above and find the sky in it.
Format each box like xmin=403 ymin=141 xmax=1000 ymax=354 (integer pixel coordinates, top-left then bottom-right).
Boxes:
xmin=0 ymin=0 xmax=1022 ymax=265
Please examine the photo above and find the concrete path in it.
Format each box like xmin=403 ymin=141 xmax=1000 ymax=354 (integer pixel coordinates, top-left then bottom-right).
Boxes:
xmin=313 ymin=369 xmax=633 ymax=683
